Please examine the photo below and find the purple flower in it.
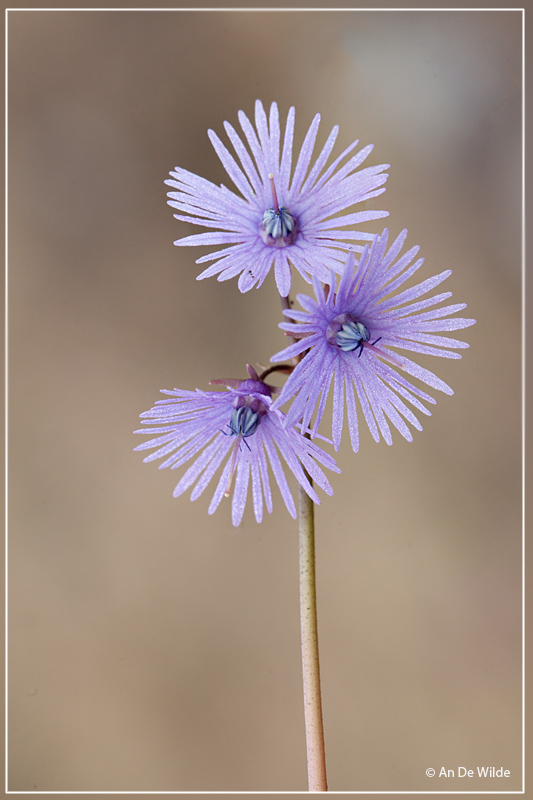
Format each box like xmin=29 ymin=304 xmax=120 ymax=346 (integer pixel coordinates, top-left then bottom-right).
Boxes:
xmin=271 ymin=230 xmax=476 ymax=452
xmin=166 ymin=100 xmax=389 ymax=297
xmin=134 ymin=366 xmax=340 ymax=526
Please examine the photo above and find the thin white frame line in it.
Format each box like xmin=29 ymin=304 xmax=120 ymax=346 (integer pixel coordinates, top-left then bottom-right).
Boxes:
xmin=4 ymin=6 xmax=525 ymax=796
xmin=4 ymin=8 xmax=9 ymax=800
xmin=520 ymin=7 xmax=526 ymax=795
xmin=2 ymin=6 xmax=528 ymax=11
xmin=3 ymin=793 xmax=528 ymax=796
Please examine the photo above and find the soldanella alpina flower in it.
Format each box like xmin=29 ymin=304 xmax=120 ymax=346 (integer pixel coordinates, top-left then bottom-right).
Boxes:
xmin=134 ymin=366 xmax=340 ymax=526
xmin=166 ymin=100 xmax=390 ymax=296
xmin=271 ymin=230 xmax=476 ymax=451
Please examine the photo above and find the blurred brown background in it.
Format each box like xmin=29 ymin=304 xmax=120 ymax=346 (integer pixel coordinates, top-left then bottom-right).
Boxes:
xmin=7 ymin=8 xmax=522 ymax=793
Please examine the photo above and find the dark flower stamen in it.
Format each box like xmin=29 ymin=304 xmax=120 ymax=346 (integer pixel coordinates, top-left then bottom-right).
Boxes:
xmin=335 ymin=320 xmax=370 ymax=354
xmin=325 ymin=313 xmax=401 ymax=365
xmin=259 ymin=173 xmax=298 ymax=248
xmin=225 ymin=406 xmax=261 ymax=440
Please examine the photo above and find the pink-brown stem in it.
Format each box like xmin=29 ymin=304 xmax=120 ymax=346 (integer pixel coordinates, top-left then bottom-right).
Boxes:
xmin=299 ymin=481 xmax=328 ymax=791
xmin=258 ymin=364 xmax=294 ymax=382
xmin=278 ymin=287 xmax=327 ymax=789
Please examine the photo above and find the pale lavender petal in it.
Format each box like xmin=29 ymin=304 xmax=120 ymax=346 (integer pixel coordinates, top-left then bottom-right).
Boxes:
xmin=238 ymin=108 xmax=269 ymax=187
xmin=378 ymin=291 xmax=453 ymax=319
xmin=380 ymin=393 xmax=415 ymax=441
xmin=270 ymin=335 xmax=320 ymax=364
xmin=173 ymin=436 xmax=230 ymax=497
xmin=289 ymin=113 xmax=320 ymax=199
xmin=208 ymin=459 xmax=233 ymax=516
xmin=345 ymin=375 xmax=360 ymax=452
xmin=275 ymin=440 xmax=322 ymax=504
xmin=208 ymin=129 xmax=254 ymax=199
xmin=250 ymin=455 xmax=263 ymax=523
xmin=394 ymin=339 xmax=463 ymax=358
xmin=263 ymin=436 xmax=297 ymax=518
xmin=311 ymin=138 xmax=361 ymax=192
xmin=279 ymin=106 xmax=295 ymax=191
xmin=256 ymin=440 xmax=273 ymax=514
xmin=363 ymin=376 xmax=393 ymax=445
xmin=231 ymin=457 xmax=250 ymax=526
xmin=268 ymin=103 xmax=281 ymax=181
xmin=274 ymin=252 xmax=292 ymax=298
xmin=300 ymin=124 xmax=339 ymax=194
xmin=399 ymin=331 xmax=470 ymax=347
xmin=353 ymin=374 xmax=380 ymax=443
xmin=332 ymin=366 xmax=344 ymax=450
xmin=189 ymin=439 xmax=234 ymax=501
xmin=254 ymin=99 xmax=272 ymax=172
xmin=380 ymin=271 xmax=453 ymax=310
xmin=404 ymin=317 xmax=476 ymax=332
xmin=174 ymin=231 xmax=246 ymax=247
xmin=223 ymin=121 xmax=263 ymax=195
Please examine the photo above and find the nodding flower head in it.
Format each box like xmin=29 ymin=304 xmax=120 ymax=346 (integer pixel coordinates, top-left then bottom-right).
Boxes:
xmin=271 ymin=229 xmax=476 ymax=452
xmin=134 ymin=365 xmax=340 ymax=526
xmin=166 ymin=100 xmax=389 ymax=297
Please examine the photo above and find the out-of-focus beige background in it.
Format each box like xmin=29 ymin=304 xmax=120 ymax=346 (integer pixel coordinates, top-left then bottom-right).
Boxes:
xmin=8 ymin=9 xmax=522 ymax=793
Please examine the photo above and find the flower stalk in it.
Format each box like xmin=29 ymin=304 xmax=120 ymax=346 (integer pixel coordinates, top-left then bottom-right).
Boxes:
xmin=299 ymin=479 xmax=327 ymax=792
xmin=135 ymin=98 xmax=476 ymax=792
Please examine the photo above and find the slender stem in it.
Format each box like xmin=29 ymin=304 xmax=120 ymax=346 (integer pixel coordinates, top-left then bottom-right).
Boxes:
xmin=279 ymin=287 xmax=327 ymax=789
xmin=258 ymin=364 xmax=294 ymax=382
xmin=299 ymin=480 xmax=328 ymax=791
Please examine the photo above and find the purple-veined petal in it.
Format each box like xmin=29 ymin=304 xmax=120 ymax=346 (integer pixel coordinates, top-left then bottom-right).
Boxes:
xmin=270 ymin=231 xmax=475 ymax=450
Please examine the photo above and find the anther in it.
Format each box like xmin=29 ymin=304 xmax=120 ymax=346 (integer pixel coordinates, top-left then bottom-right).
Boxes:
xmin=259 ymin=173 xmax=298 ymax=248
xmin=335 ymin=320 xmax=370 ymax=352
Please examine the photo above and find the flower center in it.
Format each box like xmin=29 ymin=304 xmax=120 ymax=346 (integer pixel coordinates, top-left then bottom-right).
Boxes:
xmin=259 ymin=173 xmax=298 ymax=248
xmin=325 ymin=313 xmax=405 ymax=369
xmin=326 ymin=313 xmax=371 ymax=354
xmin=227 ymin=406 xmax=261 ymax=439
xmin=335 ymin=320 xmax=370 ymax=352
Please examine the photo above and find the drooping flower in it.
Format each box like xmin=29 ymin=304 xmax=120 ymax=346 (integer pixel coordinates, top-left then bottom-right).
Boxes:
xmin=134 ymin=366 xmax=340 ymax=526
xmin=166 ymin=100 xmax=390 ymax=297
xmin=270 ymin=230 xmax=476 ymax=451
